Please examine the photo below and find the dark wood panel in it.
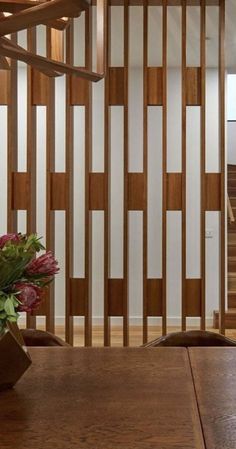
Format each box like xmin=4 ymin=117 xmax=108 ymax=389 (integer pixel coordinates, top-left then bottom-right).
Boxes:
xmin=109 ymin=67 xmax=125 ymax=105
xmin=50 ymin=172 xmax=67 ymax=210
xmin=0 ymin=70 xmax=9 ymax=105
xmin=147 ymin=67 xmax=163 ymax=106
xmin=92 ymin=0 xmax=219 ymax=5
xmin=108 ymin=279 xmax=124 ymax=316
xmin=147 ymin=279 xmax=163 ymax=316
xmin=186 ymin=67 xmax=201 ymax=106
xmin=186 ymin=279 xmax=201 ymax=317
xmin=89 ymin=172 xmax=105 ymax=210
xmin=69 ymin=278 xmax=86 ymax=316
xmin=70 ymin=75 xmax=89 ymax=105
xmin=189 ymin=348 xmax=236 ymax=449
xmin=128 ymin=173 xmax=145 ymax=210
xmin=31 ymin=69 xmax=49 ymax=105
xmin=205 ymin=173 xmax=221 ymax=211
xmin=0 ymin=347 xmax=205 ymax=449
xmin=12 ymin=172 xmax=29 ymax=210
xmin=167 ymin=173 xmax=182 ymax=210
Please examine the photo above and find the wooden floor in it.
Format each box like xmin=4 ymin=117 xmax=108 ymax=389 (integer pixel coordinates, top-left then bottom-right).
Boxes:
xmin=52 ymin=326 xmax=236 ymax=346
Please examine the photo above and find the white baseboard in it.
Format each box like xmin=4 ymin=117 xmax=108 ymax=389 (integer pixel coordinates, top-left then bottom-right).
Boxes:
xmin=18 ymin=315 xmax=214 ymax=327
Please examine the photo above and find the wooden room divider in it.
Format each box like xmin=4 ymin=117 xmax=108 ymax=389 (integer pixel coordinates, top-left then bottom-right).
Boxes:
xmin=0 ymin=0 xmax=225 ymax=345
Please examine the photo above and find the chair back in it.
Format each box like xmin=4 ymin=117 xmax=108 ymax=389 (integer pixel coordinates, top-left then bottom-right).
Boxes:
xmin=144 ymin=330 xmax=236 ymax=347
xmin=21 ymin=329 xmax=70 ymax=347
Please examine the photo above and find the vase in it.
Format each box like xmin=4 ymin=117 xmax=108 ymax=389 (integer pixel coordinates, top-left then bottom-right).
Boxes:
xmin=0 ymin=322 xmax=32 ymax=391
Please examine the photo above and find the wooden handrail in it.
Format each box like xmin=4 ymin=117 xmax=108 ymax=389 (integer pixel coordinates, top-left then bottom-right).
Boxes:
xmin=228 ymin=194 xmax=235 ymax=223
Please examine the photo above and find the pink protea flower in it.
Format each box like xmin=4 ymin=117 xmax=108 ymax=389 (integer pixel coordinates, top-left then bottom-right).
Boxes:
xmin=0 ymin=233 xmax=20 ymax=249
xmin=14 ymin=282 xmax=44 ymax=313
xmin=26 ymin=251 xmax=59 ymax=277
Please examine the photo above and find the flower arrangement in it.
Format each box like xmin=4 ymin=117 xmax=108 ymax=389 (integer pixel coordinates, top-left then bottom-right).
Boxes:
xmin=0 ymin=233 xmax=59 ymax=337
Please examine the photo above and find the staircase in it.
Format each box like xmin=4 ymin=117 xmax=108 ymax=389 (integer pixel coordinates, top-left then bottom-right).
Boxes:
xmin=214 ymin=164 xmax=236 ymax=328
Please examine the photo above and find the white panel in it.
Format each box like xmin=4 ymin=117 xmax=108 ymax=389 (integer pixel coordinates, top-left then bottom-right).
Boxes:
xmin=18 ymin=68 xmax=27 ymax=171
xmin=167 ymin=68 xmax=182 ymax=172
xmin=74 ymin=12 xmax=85 ymax=66
xmin=55 ymin=211 xmax=65 ymax=317
xmin=92 ymin=211 xmax=104 ymax=318
xmin=129 ymin=7 xmax=143 ymax=172
xmin=73 ymin=107 xmax=85 ymax=278
xmin=167 ymin=211 xmax=181 ymax=319
xmin=55 ymin=76 xmax=66 ymax=172
xmin=206 ymin=212 xmax=220 ymax=316
xmin=0 ymin=107 xmax=7 ymax=235
xmin=110 ymin=107 xmax=124 ymax=278
xmin=206 ymin=69 xmax=220 ymax=172
xmin=186 ymin=6 xmax=200 ymax=67
xmin=186 ymin=107 xmax=201 ymax=278
xmin=148 ymin=107 xmax=162 ymax=278
xmin=148 ymin=7 xmax=162 ymax=67
xmin=129 ymin=212 xmax=143 ymax=318
xmin=228 ymin=121 xmax=236 ymax=165
xmin=206 ymin=6 xmax=219 ymax=69
xmin=36 ymin=26 xmax=46 ymax=56
xmin=17 ymin=211 xmax=27 ymax=234
xmin=110 ymin=6 xmax=124 ymax=67
xmin=227 ymin=74 xmax=236 ymax=121
xmin=36 ymin=107 xmax=47 ymax=249
xmin=167 ymin=7 xmax=181 ymax=68
xmin=92 ymin=79 xmax=104 ymax=171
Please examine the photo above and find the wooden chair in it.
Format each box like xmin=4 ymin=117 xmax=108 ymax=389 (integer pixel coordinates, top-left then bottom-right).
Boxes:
xmin=20 ymin=329 xmax=70 ymax=347
xmin=143 ymin=330 xmax=236 ymax=347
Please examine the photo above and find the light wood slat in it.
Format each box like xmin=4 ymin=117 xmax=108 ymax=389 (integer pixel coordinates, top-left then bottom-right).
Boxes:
xmin=26 ymin=27 xmax=37 ymax=329
xmin=50 ymin=28 xmax=64 ymax=62
xmin=205 ymin=173 xmax=221 ymax=211
xmin=45 ymin=27 xmax=56 ymax=333
xmin=167 ymin=173 xmax=182 ymax=210
xmin=219 ymin=0 xmax=225 ymax=334
xmin=0 ymin=70 xmax=9 ymax=104
xmin=50 ymin=172 xmax=67 ymax=210
xmin=65 ymin=21 xmax=74 ymax=344
xmin=104 ymin=1 xmax=110 ymax=346
xmin=200 ymin=0 xmax=206 ymax=329
xmin=143 ymin=0 xmax=148 ymax=343
xmin=123 ymin=0 xmax=129 ymax=346
xmin=84 ymin=7 xmax=93 ymax=346
xmin=182 ymin=0 xmax=187 ymax=330
xmin=97 ymin=0 xmax=107 ymax=75
xmin=162 ymin=0 xmax=167 ymax=335
xmin=7 ymin=34 xmax=18 ymax=234
xmin=12 ymin=172 xmax=29 ymax=210
xmin=186 ymin=67 xmax=201 ymax=105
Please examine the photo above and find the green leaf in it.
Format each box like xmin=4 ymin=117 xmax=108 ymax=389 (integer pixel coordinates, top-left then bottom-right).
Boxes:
xmin=4 ymin=297 xmax=16 ymax=316
xmin=0 ymin=298 xmax=5 ymax=311
xmin=7 ymin=316 xmax=17 ymax=323
xmin=0 ymin=312 xmax=7 ymax=319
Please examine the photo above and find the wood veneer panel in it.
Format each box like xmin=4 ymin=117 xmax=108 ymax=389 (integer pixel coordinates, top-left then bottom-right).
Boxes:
xmin=128 ymin=173 xmax=145 ymax=210
xmin=167 ymin=173 xmax=182 ymax=210
xmin=12 ymin=172 xmax=29 ymax=210
xmin=147 ymin=279 xmax=163 ymax=316
xmin=50 ymin=28 xmax=64 ymax=62
xmin=92 ymin=0 xmax=219 ymax=5
xmin=69 ymin=278 xmax=86 ymax=316
xmin=205 ymin=173 xmax=220 ymax=211
xmin=186 ymin=67 xmax=201 ymax=106
xmin=70 ymin=75 xmax=89 ymax=105
xmin=147 ymin=67 xmax=163 ymax=105
xmin=186 ymin=279 xmax=201 ymax=317
xmin=89 ymin=173 xmax=105 ymax=210
xmin=182 ymin=0 xmax=187 ymax=330
xmin=31 ymin=69 xmax=49 ymax=105
xmin=143 ymin=0 xmax=148 ymax=342
xmin=109 ymin=67 xmax=125 ymax=105
xmin=108 ymin=279 xmax=124 ymax=316
xmin=0 ymin=70 xmax=9 ymax=104
xmin=50 ymin=172 xmax=67 ymax=210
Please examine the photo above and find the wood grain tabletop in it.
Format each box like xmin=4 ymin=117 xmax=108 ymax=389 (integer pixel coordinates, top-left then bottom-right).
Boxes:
xmin=0 ymin=347 xmax=205 ymax=449
xmin=189 ymin=347 xmax=236 ymax=449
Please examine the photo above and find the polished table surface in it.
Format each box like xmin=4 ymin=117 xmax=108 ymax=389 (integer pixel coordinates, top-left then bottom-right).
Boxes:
xmin=189 ymin=347 xmax=236 ymax=449
xmin=0 ymin=347 xmax=205 ymax=449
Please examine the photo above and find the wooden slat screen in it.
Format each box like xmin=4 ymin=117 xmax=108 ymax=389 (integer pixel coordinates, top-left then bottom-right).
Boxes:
xmin=0 ymin=0 xmax=225 ymax=345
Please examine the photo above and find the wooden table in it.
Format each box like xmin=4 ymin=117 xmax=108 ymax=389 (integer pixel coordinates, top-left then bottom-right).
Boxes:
xmin=0 ymin=347 xmax=235 ymax=449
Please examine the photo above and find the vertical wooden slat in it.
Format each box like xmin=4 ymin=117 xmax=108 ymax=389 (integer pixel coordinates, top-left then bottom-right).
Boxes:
xmin=104 ymin=2 xmax=111 ymax=346
xmin=162 ymin=0 xmax=167 ymax=335
xmin=123 ymin=0 xmax=129 ymax=346
xmin=143 ymin=0 xmax=148 ymax=344
xmin=200 ymin=0 xmax=206 ymax=330
xmin=219 ymin=0 xmax=225 ymax=334
xmin=84 ymin=8 xmax=93 ymax=346
xmin=65 ymin=22 xmax=74 ymax=344
xmin=26 ymin=28 xmax=37 ymax=329
xmin=7 ymin=34 xmax=18 ymax=234
xmin=46 ymin=27 xmax=55 ymax=333
xmin=182 ymin=0 xmax=187 ymax=331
